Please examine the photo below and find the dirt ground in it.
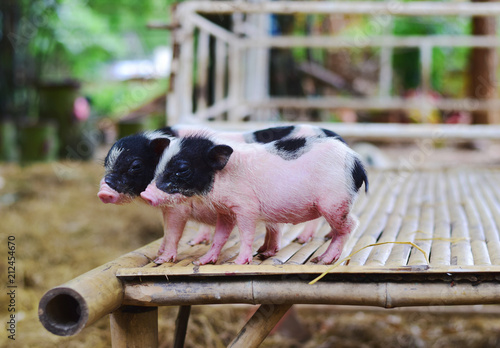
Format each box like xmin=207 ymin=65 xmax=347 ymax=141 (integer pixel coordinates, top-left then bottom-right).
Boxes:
xmin=1 ymin=141 xmax=500 ymax=348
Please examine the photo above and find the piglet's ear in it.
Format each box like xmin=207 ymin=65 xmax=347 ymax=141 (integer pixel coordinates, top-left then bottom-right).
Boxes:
xmin=207 ymin=145 xmax=233 ymax=170
xmin=150 ymin=137 xmax=170 ymax=156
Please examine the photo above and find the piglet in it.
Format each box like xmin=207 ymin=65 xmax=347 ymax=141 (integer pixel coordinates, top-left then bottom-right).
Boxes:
xmin=97 ymin=128 xmax=213 ymax=260
xmin=143 ymin=133 xmax=368 ymax=265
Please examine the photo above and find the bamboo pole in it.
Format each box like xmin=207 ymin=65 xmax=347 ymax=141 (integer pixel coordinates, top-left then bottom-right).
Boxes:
xmin=196 ymin=29 xmax=210 ymax=111
xmin=214 ymin=39 xmax=227 ymax=114
xmin=110 ymin=306 xmax=158 ymax=348
xmin=242 ymin=35 xmax=500 ymax=48
xmin=204 ymin=122 xmax=500 ymax=140
xmin=122 ymin=279 xmax=500 ymax=308
xmin=229 ymin=304 xmax=292 ymax=348
xmin=178 ymin=21 xmax=195 ymax=122
xmin=245 ymin=96 xmax=500 ymax=112
xmin=430 ymin=172 xmax=452 ymax=266
xmin=179 ymin=1 xmax=500 ymax=16
xmin=38 ymin=240 xmax=160 ymax=336
xmin=188 ymin=12 xmax=239 ymax=44
xmin=173 ymin=306 xmax=191 ymax=348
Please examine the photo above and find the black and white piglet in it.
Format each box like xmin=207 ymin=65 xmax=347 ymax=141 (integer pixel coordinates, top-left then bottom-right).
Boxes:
xmin=142 ymin=132 xmax=368 ymax=265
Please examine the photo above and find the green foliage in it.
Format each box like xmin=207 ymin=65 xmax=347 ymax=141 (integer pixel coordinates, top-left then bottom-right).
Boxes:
xmin=392 ymin=16 xmax=470 ymax=94
xmin=25 ymin=0 xmax=176 ymax=80
xmin=82 ymin=79 xmax=168 ymax=118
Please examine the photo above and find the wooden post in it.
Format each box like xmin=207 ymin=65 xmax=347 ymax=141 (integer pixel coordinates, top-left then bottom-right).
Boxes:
xmin=196 ymin=30 xmax=210 ymax=112
xmin=469 ymin=0 xmax=499 ymax=124
xmin=229 ymin=304 xmax=292 ymax=348
xmin=173 ymin=305 xmax=191 ymax=348
xmin=178 ymin=22 xmax=195 ymax=122
xmin=110 ymin=306 xmax=158 ymax=348
xmin=228 ymin=45 xmax=244 ymax=121
xmin=214 ymin=39 xmax=227 ymax=109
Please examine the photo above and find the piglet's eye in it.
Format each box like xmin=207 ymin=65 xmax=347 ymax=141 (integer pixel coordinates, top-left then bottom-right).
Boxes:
xmin=175 ymin=163 xmax=191 ymax=177
xmin=130 ymin=160 xmax=143 ymax=172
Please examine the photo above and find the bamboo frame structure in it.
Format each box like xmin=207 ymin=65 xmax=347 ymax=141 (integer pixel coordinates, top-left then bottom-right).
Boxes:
xmin=166 ymin=1 xmax=500 ymax=124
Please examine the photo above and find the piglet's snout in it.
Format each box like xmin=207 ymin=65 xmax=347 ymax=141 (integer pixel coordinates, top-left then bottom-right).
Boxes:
xmin=141 ymin=183 xmax=161 ymax=207
xmin=97 ymin=181 xmax=121 ymax=204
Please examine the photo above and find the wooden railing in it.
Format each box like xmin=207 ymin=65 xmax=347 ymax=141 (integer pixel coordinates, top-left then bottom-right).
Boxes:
xmin=165 ymin=1 xmax=500 ymax=124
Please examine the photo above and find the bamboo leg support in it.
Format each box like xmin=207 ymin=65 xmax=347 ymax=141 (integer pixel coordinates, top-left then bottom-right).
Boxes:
xmin=173 ymin=305 xmax=191 ymax=348
xmin=110 ymin=306 xmax=158 ymax=348
xmin=229 ymin=304 xmax=293 ymax=348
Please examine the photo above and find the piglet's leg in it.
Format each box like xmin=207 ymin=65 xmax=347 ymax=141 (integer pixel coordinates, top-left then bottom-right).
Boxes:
xmin=195 ymin=215 xmax=234 ymax=265
xmin=234 ymin=216 xmax=258 ymax=265
xmin=295 ymin=218 xmax=323 ymax=244
xmin=155 ymin=206 xmax=190 ymax=264
xmin=257 ymin=223 xmax=281 ymax=259
xmin=188 ymin=225 xmax=212 ymax=245
xmin=312 ymin=202 xmax=358 ymax=265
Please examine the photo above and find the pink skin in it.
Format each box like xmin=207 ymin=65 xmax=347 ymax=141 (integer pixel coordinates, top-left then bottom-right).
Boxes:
xmin=146 ymin=138 xmax=362 ymax=265
xmin=187 ymin=225 xmax=212 ymax=245
xmin=311 ymin=201 xmax=359 ymax=264
xmin=295 ymin=218 xmax=323 ymax=244
xmin=154 ymin=205 xmax=190 ymax=263
xmin=257 ymin=223 xmax=281 ymax=259
xmin=97 ymin=179 xmax=133 ymax=205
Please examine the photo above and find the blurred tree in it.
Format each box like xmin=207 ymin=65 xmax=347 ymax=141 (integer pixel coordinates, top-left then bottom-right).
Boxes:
xmin=468 ymin=0 xmax=498 ymax=124
xmin=0 ymin=0 xmax=176 ymax=120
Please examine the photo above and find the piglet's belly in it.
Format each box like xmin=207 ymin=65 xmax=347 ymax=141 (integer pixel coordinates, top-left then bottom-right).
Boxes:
xmin=261 ymin=205 xmax=321 ymax=225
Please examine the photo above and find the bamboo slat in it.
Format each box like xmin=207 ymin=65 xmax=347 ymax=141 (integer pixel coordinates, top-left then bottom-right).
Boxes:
xmin=408 ymin=172 xmax=435 ymax=265
xmin=429 ymin=172 xmax=452 ymax=266
xmin=479 ymin=174 xmax=500 ymax=264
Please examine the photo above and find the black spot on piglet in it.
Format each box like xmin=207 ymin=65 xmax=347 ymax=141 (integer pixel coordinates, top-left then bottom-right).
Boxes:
xmin=251 ymin=126 xmax=295 ymax=143
xmin=321 ymin=128 xmax=347 ymax=144
xmin=273 ymin=138 xmax=308 ymax=160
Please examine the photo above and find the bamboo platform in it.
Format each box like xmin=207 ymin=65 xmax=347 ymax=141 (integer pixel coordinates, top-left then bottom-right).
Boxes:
xmin=40 ymin=167 xmax=500 ymax=347
xmin=118 ymin=167 xmax=500 ymax=278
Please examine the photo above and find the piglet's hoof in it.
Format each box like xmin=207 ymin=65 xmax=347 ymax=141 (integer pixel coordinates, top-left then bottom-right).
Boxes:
xmin=311 ymin=253 xmax=340 ymax=265
xmin=234 ymin=255 xmax=253 ymax=265
xmin=154 ymin=254 xmax=176 ymax=265
xmin=257 ymin=248 xmax=279 ymax=260
xmin=194 ymin=254 xmax=218 ymax=265
xmin=294 ymin=236 xmax=311 ymax=244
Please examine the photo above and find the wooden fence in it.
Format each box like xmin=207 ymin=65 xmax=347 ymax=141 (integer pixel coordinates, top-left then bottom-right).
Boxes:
xmin=163 ymin=1 xmax=500 ymax=124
